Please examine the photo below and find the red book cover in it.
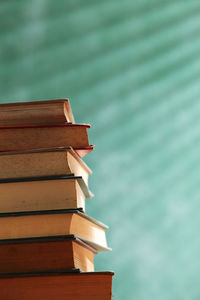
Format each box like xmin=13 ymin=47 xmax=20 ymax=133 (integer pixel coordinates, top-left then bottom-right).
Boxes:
xmin=0 ymin=124 xmax=93 ymax=158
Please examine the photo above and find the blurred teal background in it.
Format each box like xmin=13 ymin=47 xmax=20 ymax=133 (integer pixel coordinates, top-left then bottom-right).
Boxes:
xmin=1 ymin=1 xmax=200 ymax=299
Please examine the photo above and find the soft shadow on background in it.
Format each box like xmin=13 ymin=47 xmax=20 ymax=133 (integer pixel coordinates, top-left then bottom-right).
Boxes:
xmin=1 ymin=1 xmax=200 ymax=299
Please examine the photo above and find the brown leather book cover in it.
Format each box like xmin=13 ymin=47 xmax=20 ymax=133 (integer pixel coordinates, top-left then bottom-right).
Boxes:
xmin=0 ymin=235 xmax=97 ymax=274
xmin=0 ymin=124 xmax=92 ymax=155
xmin=0 ymin=272 xmax=114 ymax=300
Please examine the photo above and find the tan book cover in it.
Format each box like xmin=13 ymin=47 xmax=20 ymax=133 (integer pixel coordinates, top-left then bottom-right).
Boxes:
xmin=0 ymin=176 xmax=93 ymax=213
xmin=0 ymin=209 xmax=111 ymax=252
xmin=0 ymin=147 xmax=92 ymax=187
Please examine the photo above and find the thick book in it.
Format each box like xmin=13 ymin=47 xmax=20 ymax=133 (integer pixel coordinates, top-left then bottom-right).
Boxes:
xmin=0 ymin=272 xmax=114 ymax=300
xmin=0 ymin=147 xmax=92 ymax=186
xmin=0 ymin=99 xmax=75 ymax=126
xmin=0 ymin=235 xmax=97 ymax=274
xmin=0 ymin=209 xmax=110 ymax=251
xmin=0 ymin=175 xmax=93 ymax=213
xmin=0 ymin=124 xmax=93 ymax=157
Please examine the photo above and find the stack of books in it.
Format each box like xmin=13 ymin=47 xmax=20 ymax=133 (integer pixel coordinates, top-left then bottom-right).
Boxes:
xmin=0 ymin=99 xmax=114 ymax=300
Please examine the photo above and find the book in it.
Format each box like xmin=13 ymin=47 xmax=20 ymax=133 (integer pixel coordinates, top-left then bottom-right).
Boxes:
xmin=0 ymin=209 xmax=110 ymax=251
xmin=0 ymin=124 xmax=92 ymax=154
xmin=0 ymin=147 xmax=92 ymax=186
xmin=0 ymin=175 xmax=93 ymax=213
xmin=0 ymin=99 xmax=75 ymax=126
xmin=0 ymin=235 xmax=97 ymax=274
xmin=0 ymin=272 xmax=114 ymax=300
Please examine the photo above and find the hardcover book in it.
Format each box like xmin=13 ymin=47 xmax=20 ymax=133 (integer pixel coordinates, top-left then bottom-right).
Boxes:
xmin=0 ymin=272 xmax=114 ymax=300
xmin=0 ymin=147 xmax=91 ymax=186
xmin=0 ymin=124 xmax=92 ymax=155
xmin=0 ymin=175 xmax=93 ymax=213
xmin=0 ymin=235 xmax=97 ymax=274
xmin=0 ymin=209 xmax=110 ymax=251
xmin=0 ymin=99 xmax=75 ymax=126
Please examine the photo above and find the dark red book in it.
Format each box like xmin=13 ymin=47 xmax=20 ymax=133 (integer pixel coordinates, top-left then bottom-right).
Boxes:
xmin=0 ymin=272 xmax=114 ymax=300
xmin=0 ymin=235 xmax=97 ymax=274
xmin=0 ymin=124 xmax=93 ymax=157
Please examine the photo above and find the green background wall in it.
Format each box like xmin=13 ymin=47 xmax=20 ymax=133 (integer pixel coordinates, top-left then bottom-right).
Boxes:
xmin=1 ymin=1 xmax=200 ymax=299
